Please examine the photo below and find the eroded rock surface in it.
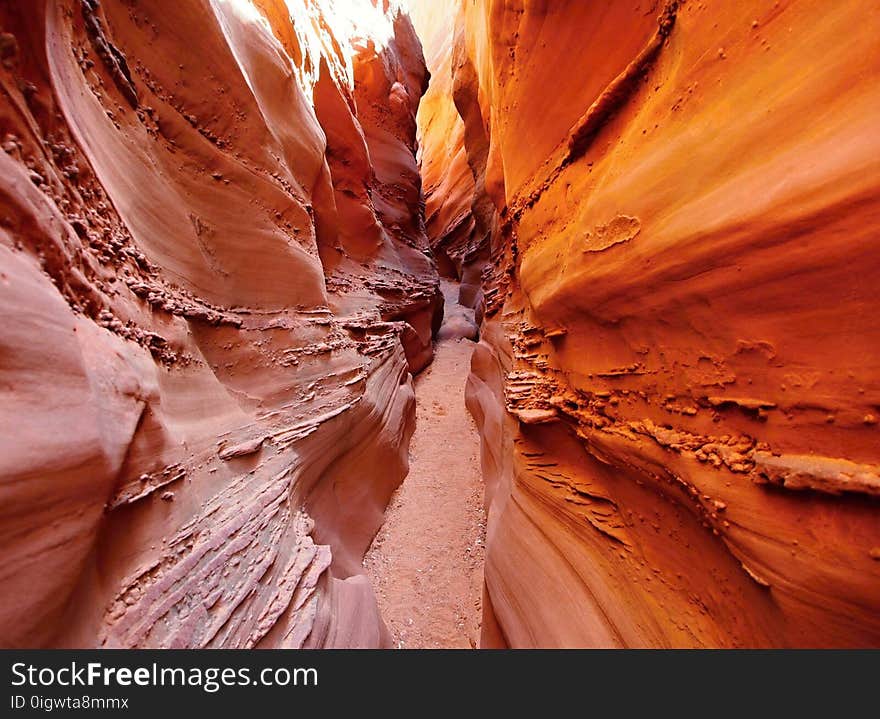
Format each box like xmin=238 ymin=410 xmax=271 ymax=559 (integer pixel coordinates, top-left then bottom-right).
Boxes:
xmin=417 ymin=0 xmax=880 ymax=647
xmin=0 ymin=0 xmax=439 ymax=648
xmin=5 ymin=0 xmax=880 ymax=651
xmin=408 ymin=0 xmax=490 ymax=308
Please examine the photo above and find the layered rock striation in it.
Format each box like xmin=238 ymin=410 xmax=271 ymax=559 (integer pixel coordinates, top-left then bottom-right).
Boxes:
xmin=0 ymin=0 xmax=440 ymax=648
xmin=417 ymin=0 xmax=880 ymax=647
xmin=408 ymin=0 xmax=491 ymax=308
xmin=4 ymin=0 xmax=879 ymax=651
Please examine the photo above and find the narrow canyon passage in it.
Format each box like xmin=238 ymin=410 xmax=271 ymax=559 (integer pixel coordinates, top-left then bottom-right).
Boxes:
xmin=1 ymin=0 xmax=879 ymax=651
xmin=365 ymin=282 xmax=485 ymax=648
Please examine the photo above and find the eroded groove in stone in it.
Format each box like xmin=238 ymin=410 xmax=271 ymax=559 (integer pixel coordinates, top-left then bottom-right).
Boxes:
xmin=412 ymin=0 xmax=880 ymax=648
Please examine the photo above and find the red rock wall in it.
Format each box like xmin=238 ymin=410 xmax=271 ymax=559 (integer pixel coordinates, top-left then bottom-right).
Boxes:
xmin=408 ymin=0 xmax=490 ymax=308
xmin=421 ymin=0 xmax=880 ymax=647
xmin=0 ymin=0 xmax=439 ymax=648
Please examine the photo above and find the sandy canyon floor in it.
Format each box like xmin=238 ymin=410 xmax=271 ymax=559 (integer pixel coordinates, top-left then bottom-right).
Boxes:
xmin=365 ymin=283 xmax=485 ymax=648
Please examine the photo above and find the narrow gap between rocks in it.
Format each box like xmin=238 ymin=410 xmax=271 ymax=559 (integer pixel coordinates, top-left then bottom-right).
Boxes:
xmin=364 ymin=280 xmax=486 ymax=648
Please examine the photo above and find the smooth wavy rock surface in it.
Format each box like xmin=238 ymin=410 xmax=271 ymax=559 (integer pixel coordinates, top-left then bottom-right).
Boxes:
xmin=0 ymin=0 xmax=439 ymax=648
xmin=415 ymin=0 xmax=880 ymax=647
xmin=408 ymin=0 xmax=493 ymax=309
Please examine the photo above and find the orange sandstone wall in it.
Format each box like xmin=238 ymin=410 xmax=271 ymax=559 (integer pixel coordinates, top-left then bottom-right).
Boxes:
xmin=427 ymin=0 xmax=880 ymax=647
xmin=408 ymin=0 xmax=490 ymax=308
xmin=0 ymin=0 xmax=439 ymax=648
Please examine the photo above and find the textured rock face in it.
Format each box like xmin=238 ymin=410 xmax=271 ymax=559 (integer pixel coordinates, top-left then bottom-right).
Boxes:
xmin=0 ymin=0 xmax=439 ymax=648
xmin=418 ymin=0 xmax=880 ymax=647
xmin=407 ymin=0 xmax=489 ymax=308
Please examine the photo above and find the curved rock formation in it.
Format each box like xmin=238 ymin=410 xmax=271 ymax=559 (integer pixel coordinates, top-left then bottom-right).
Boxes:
xmin=4 ymin=0 xmax=879 ymax=651
xmin=408 ymin=0 xmax=490 ymax=308
xmin=0 ymin=0 xmax=439 ymax=648
xmin=418 ymin=0 xmax=880 ymax=647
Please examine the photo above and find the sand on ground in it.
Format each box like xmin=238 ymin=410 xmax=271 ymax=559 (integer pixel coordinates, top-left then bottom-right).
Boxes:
xmin=364 ymin=282 xmax=485 ymax=649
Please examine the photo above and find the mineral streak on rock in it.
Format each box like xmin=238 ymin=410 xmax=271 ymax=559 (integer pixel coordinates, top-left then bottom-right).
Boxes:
xmin=0 ymin=0 xmax=439 ymax=648
xmin=414 ymin=0 xmax=880 ymax=647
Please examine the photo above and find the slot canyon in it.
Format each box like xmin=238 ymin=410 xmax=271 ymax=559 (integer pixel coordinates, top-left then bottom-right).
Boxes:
xmin=0 ymin=0 xmax=878 ymax=649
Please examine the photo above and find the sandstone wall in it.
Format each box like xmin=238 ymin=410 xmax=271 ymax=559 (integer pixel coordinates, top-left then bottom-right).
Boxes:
xmin=423 ymin=0 xmax=880 ymax=647
xmin=408 ymin=0 xmax=490 ymax=308
xmin=0 ymin=0 xmax=439 ymax=648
